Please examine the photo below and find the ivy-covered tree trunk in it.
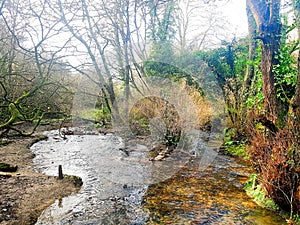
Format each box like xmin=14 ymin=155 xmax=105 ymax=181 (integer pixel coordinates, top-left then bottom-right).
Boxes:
xmin=246 ymin=0 xmax=300 ymax=215
xmin=246 ymin=0 xmax=281 ymax=123
xmin=261 ymin=42 xmax=280 ymax=121
xmin=292 ymin=0 xmax=300 ymax=130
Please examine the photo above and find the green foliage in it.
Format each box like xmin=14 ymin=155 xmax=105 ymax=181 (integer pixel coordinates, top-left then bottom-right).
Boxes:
xmin=224 ymin=142 xmax=249 ymax=159
xmin=196 ymin=48 xmax=231 ymax=86
xmin=196 ymin=39 xmax=249 ymax=83
xmin=164 ymin=134 xmax=180 ymax=146
xmin=196 ymin=39 xmax=251 ymax=139
xmin=224 ymin=128 xmax=249 ymax=159
xmin=286 ymin=214 xmax=300 ymax=225
xmin=149 ymin=41 xmax=175 ymax=64
xmin=246 ymin=44 xmax=263 ymax=109
xmin=246 ymin=83 xmax=263 ymax=108
xmin=273 ymin=19 xmax=298 ymax=104
xmin=244 ymin=174 xmax=279 ymax=210
xmin=144 ymin=60 xmax=182 ymax=79
xmin=148 ymin=0 xmax=176 ymax=43
xmin=94 ymin=107 xmax=111 ymax=123
xmin=233 ymin=41 xmax=249 ymax=80
xmin=144 ymin=60 xmax=203 ymax=95
xmin=79 ymin=108 xmax=111 ymax=125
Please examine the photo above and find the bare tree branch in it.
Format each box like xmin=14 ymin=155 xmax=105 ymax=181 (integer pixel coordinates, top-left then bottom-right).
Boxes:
xmin=0 ymin=0 xmax=5 ymax=15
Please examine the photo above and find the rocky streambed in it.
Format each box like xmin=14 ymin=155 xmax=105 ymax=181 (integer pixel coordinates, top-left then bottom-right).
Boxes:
xmin=30 ymin=128 xmax=286 ymax=225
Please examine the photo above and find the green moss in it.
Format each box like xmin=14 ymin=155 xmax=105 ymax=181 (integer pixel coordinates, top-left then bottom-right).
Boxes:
xmin=0 ymin=103 xmax=20 ymax=129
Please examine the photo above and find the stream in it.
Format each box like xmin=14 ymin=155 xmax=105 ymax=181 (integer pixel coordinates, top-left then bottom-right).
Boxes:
xmin=30 ymin=128 xmax=286 ymax=225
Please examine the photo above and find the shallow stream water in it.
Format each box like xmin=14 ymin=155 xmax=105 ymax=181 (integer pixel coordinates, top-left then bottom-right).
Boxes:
xmin=31 ymin=129 xmax=286 ymax=225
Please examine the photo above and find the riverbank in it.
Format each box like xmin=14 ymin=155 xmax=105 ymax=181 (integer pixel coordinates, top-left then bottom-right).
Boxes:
xmin=0 ymin=123 xmax=289 ymax=224
xmin=0 ymin=124 xmax=82 ymax=225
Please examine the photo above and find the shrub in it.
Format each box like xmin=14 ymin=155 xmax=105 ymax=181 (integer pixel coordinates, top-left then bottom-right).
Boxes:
xmin=248 ymin=122 xmax=300 ymax=214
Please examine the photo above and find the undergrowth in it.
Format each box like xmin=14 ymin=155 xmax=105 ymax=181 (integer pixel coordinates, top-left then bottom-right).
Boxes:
xmin=245 ymin=112 xmax=300 ymax=224
xmin=244 ymin=174 xmax=279 ymax=210
xmin=224 ymin=141 xmax=249 ymax=160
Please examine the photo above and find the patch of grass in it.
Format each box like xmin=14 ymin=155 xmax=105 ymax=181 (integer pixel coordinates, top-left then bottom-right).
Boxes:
xmin=80 ymin=108 xmax=111 ymax=124
xmin=244 ymin=174 xmax=279 ymax=210
xmin=224 ymin=141 xmax=249 ymax=160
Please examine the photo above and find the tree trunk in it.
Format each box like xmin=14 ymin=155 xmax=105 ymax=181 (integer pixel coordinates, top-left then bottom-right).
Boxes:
xmin=292 ymin=52 xmax=300 ymax=129
xmin=246 ymin=0 xmax=281 ymax=123
xmin=261 ymin=42 xmax=279 ymax=122
xmin=244 ymin=4 xmax=257 ymax=91
xmin=292 ymin=0 xmax=300 ymax=130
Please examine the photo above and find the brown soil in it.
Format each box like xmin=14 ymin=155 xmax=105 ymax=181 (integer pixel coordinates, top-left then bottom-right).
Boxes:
xmin=0 ymin=125 xmax=82 ymax=225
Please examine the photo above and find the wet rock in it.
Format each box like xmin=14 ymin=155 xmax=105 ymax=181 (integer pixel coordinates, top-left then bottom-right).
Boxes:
xmin=150 ymin=144 xmax=174 ymax=161
xmin=0 ymin=163 xmax=18 ymax=172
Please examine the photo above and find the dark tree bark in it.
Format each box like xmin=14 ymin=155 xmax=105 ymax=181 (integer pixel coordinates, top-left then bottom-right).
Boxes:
xmin=246 ymin=0 xmax=282 ymax=123
xmin=292 ymin=0 xmax=300 ymax=130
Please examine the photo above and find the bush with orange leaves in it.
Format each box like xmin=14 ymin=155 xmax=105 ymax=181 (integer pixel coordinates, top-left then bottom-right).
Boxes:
xmin=248 ymin=120 xmax=300 ymax=214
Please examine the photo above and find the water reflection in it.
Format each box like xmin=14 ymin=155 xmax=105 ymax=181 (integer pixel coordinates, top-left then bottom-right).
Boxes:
xmin=31 ymin=129 xmax=286 ymax=224
xmin=32 ymin=130 xmax=149 ymax=224
xmin=144 ymin=157 xmax=285 ymax=225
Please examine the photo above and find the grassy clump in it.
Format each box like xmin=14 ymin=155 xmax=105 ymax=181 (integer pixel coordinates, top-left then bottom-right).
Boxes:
xmin=223 ymin=140 xmax=250 ymax=160
xmin=79 ymin=108 xmax=111 ymax=125
xmin=244 ymin=174 xmax=278 ymax=210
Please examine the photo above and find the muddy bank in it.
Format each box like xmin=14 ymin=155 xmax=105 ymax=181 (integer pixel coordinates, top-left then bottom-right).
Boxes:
xmin=0 ymin=133 xmax=81 ymax=225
